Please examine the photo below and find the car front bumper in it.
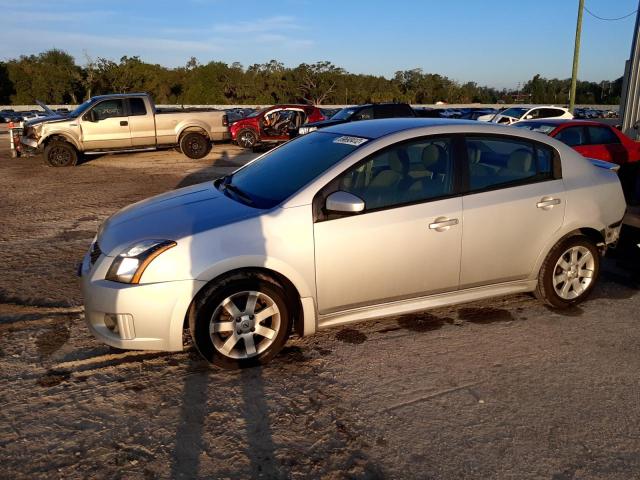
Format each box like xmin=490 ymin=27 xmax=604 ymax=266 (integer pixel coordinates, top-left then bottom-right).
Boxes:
xmin=79 ymin=252 xmax=205 ymax=352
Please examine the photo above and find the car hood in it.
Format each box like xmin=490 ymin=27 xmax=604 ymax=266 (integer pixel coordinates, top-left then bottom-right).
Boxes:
xmin=303 ymin=118 xmax=348 ymax=129
xmin=97 ymin=182 xmax=262 ymax=255
xmin=24 ymin=115 xmax=68 ymax=126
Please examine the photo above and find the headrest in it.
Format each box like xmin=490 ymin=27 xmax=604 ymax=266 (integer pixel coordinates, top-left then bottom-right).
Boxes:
xmin=388 ymin=149 xmax=409 ymax=174
xmin=422 ymin=144 xmax=445 ymax=168
xmin=508 ymin=149 xmax=533 ymax=172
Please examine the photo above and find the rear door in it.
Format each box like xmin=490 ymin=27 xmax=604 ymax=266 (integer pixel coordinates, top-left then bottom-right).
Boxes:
xmin=127 ymin=97 xmax=156 ymax=147
xmin=460 ymin=135 xmax=565 ymax=288
xmin=80 ymin=99 xmax=132 ymax=150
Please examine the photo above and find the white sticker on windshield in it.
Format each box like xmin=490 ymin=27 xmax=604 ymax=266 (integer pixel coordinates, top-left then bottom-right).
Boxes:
xmin=333 ymin=135 xmax=368 ymax=146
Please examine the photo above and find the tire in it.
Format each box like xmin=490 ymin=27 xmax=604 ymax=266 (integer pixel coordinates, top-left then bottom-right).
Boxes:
xmin=535 ymin=235 xmax=600 ymax=309
xmin=188 ymin=273 xmax=292 ymax=369
xmin=44 ymin=140 xmax=78 ymax=167
xmin=180 ymin=132 xmax=211 ymax=159
xmin=236 ymin=129 xmax=258 ymax=149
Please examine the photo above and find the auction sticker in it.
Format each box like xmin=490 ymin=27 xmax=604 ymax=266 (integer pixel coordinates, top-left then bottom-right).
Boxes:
xmin=333 ymin=136 xmax=368 ymax=146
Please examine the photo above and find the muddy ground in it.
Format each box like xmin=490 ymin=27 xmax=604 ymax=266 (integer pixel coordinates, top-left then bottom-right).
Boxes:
xmin=1 ymin=134 xmax=640 ymax=479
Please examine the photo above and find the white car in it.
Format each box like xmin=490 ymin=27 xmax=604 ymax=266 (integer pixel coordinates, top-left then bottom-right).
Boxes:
xmin=80 ymin=118 xmax=625 ymax=368
xmin=478 ymin=106 xmax=573 ymax=125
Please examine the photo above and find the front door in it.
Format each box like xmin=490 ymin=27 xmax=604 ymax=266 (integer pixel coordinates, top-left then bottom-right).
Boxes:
xmin=461 ymin=135 xmax=565 ymax=287
xmin=314 ymin=136 xmax=463 ymax=313
xmin=80 ymin=99 xmax=132 ymax=150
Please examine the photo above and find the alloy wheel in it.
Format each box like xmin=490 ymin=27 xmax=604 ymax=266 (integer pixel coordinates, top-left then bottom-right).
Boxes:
xmin=552 ymin=245 xmax=595 ymax=300
xmin=209 ymin=290 xmax=280 ymax=359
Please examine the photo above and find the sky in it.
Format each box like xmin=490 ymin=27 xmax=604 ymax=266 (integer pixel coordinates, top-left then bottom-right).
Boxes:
xmin=0 ymin=0 xmax=638 ymax=89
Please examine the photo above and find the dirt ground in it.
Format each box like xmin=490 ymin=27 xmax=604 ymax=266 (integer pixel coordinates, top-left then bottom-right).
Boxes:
xmin=1 ymin=133 xmax=640 ymax=479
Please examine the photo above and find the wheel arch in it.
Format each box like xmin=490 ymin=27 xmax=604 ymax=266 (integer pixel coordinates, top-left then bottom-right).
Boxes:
xmin=530 ymin=224 xmax=607 ymax=282
xmin=42 ymin=133 xmax=81 ymax=151
xmin=182 ymin=266 xmax=308 ymax=338
xmin=178 ymin=125 xmax=210 ymax=142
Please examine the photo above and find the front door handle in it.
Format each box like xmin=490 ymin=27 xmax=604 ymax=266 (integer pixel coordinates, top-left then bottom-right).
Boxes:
xmin=120 ymin=120 xmax=128 ymax=126
xmin=429 ymin=217 xmax=459 ymax=232
xmin=536 ymin=197 xmax=561 ymax=210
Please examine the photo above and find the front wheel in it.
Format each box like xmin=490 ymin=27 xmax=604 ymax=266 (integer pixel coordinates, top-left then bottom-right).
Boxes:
xmin=535 ymin=236 xmax=600 ymax=309
xmin=44 ymin=140 xmax=78 ymax=167
xmin=180 ymin=132 xmax=211 ymax=159
xmin=236 ymin=129 xmax=258 ymax=149
xmin=189 ymin=274 xmax=291 ymax=369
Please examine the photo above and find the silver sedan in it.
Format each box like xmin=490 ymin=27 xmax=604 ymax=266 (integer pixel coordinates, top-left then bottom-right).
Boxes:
xmin=80 ymin=118 xmax=626 ymax=368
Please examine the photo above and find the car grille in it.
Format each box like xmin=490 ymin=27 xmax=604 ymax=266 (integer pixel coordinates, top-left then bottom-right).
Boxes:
xmin=89 ymin=241 xmax=102 ymax=266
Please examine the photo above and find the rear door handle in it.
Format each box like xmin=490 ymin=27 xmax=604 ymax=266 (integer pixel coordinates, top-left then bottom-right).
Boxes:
xmin=429 ymin=217 xmax=459 ymax=231
xmin=120 ymin=120 xmax=128 ymax=126
xmin=536 ymin=197 xmax=561 ymax=209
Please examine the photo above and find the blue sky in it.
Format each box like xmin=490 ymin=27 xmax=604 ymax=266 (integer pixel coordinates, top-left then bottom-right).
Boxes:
xmin=1 ymin=0 xmax=637 ymax=88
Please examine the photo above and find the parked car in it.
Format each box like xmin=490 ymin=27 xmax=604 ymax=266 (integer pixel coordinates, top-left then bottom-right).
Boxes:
xmin=20 ymin=93 xmax=230 ymax=166
xmin=514 ymin=119 xmax=640 ymax=203
xmin=513 ymin=119 xmax=640 ymax=165
xmin=477 ymin=106 xmax=573 ymax=124
xmin=413 ymin=107 xmax=444 ymax=118
xmin=230 ymin=104 xmax=326 ymax=149
xmin=297 ymin=103 xmax=415 ymax=135
xmin=80 ymin=118 xmax=625 ymax=368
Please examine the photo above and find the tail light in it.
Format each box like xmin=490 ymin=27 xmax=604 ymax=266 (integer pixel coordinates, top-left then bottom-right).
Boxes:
xmin=222 ymin=114 xmax=229 ymax=127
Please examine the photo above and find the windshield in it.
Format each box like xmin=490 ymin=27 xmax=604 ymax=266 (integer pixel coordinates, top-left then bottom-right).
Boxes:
xmin=68 ymin=98 xmax=97 ymax=118
xmin=512 ymin=122 xmax=557 ymax=134
xmin=331 ymin=107 xmax=357 ymax=120
xmin=220 ymin=131 xmax=366 ymax=208
xmin=246 ymin=107 xmax=270 ymax=119
xmin=500 ymin=107 xmax=529 ymax=119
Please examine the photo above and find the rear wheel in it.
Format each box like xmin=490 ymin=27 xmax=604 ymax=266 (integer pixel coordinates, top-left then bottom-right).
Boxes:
xmin=180 ymin=132 xmax=211 ymax=159
xmin=236 ymin=129 xmax=258 ymax=149
xmin=189 ymin=273 xmax=291 ymax=369
xmin=44 ymin=140 xmax=78 ymax=167
xmin=535 ymin=236 xmax=600 ymax=308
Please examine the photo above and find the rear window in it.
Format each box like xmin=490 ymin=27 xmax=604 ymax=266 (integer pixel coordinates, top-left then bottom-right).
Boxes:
xmin=226 ymin=132 xmax=366 ymax=208
xmin=129 ymin=98 xmax=147 ymax=116
xmin=587 ymin=126 xmax=620 ymax=145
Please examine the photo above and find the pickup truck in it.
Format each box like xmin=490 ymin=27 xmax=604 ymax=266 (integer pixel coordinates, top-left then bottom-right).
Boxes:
xmin=20 ymin=93 xmax=230 ymax=166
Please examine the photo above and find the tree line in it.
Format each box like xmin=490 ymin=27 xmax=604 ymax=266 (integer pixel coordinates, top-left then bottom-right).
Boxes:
xmin=0 ymin=49 xmax=623 ymax=106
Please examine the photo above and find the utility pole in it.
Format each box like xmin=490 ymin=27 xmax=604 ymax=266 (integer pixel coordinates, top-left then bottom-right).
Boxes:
xmin=620 ymin=1 xmax=640 ymax=139
xmin=569 ymin=0 xmax=585 ymax=113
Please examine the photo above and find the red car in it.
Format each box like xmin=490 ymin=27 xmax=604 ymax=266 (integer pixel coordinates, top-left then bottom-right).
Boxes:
xmin=515 ymin=119 xmax=640 ymax=204
xmin=514 ymin=119 xmax=640 ymax=165
xmin=230 ymin=104 xmax=326 ymax=149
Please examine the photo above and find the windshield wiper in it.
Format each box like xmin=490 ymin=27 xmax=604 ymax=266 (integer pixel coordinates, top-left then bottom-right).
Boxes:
xmin=217 ymin=177 xmax=253 ymax=205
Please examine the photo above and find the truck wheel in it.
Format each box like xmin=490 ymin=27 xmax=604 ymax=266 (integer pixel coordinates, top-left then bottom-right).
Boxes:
xmin=44 ymin=141 xmax=78 ymax=167
xmin=237 ymin=129 xmax=258 ymax=149
xmin=180 ymin=132 xmax=211 ymax=159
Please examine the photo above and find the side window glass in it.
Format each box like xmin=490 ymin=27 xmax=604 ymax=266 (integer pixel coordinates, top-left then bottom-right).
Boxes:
xmin=353 ymin=107 xmax=373 ymax=121
xmin=129 ymin=98 xmax=147 ymax=116
xmin=542 ymin=108 xmax=563 ymax=118
xmin=555 ymin=127 xmax=585 ymax=146
xmin=335 ymin=137 xmax=454 ymax=211
xmin=466 ymin=137 xmax=550 ymax=191
xmin=90 ymin=100 xmax=125 ymax=121
xmin=587 ymin=126 xmax=620 ymax=145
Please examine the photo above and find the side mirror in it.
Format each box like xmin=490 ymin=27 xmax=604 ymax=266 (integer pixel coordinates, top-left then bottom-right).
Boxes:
xmin=325 ymin=191 xmax=365 ymax=214
xmin=84 ymin=110 xmax=98 ymax=122
xmin=525 ymin=114 xmax=533 ymax=120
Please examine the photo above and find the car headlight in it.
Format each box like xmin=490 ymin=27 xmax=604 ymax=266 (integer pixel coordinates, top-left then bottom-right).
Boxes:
xmin=106 ymin=239 xmax=176 ymax=284
xmin=299 ymin=126 xmax=318 ymax=135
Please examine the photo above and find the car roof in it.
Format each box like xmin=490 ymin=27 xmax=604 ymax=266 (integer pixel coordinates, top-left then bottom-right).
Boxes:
xmin=319 ymin=118 xmax=482 ymax=139
xmin=518 ymin=119 xmax=606 ymax=127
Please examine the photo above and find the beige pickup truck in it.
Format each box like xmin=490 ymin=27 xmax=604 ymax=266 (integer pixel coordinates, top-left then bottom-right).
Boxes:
xmin=21 ymin=93 xmax=230 ymax=166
